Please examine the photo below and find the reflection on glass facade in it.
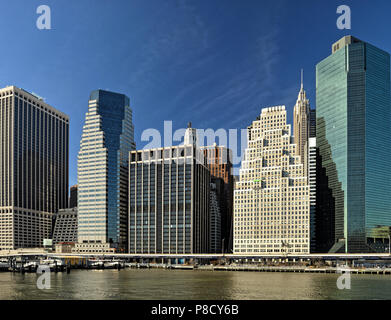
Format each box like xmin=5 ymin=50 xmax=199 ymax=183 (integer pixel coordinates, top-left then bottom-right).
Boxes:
xmin=200 ymin=145 xmax=234 ymax=253
xmin=77 ymin=90 xmax=135 ymax=253
xmin=316 ymin=36 xmax=391 ymax=253
xmin=129 ymin=146 xmax=210 ymax=254
xmin=0 ymin=86 xmax=69 ymax=250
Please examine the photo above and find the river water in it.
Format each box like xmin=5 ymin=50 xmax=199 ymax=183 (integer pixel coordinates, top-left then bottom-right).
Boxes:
xmin=0 ymin=269 xmax=390 ymax=300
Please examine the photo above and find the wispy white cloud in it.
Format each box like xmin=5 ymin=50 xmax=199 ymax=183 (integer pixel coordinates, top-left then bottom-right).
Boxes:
xmin=123 ymin=0 xmax=294 ymax=136
xmin=123 ymin=1 xmax=211 ymax=94
xmin=182 ymin=26 xmax=284 ymax=129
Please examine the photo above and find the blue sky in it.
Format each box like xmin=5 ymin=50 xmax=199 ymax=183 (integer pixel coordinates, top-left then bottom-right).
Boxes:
xmin=1 ymin=0 xmax=391 ymax=186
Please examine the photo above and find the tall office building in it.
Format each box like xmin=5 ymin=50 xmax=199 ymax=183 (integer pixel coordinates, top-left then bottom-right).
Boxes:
xmin=316 ymin=36 xmax=391 ymax=253
xmin=293 ymin=70 xmax=310 ymax=170
xmin=234 ymin=106 xmax=310 ymax=254
xmin=200 ymin=144 xmax=233 ymax=253
xmin=69 ymin=184 xmax=78 ymax=208
xmin=128 ymin=126 xmax=210 ymax=254
xmin=75 ymin=90 xmax=135 ymax=253
xmin=0 ymin=86 xmax=69 ymax=250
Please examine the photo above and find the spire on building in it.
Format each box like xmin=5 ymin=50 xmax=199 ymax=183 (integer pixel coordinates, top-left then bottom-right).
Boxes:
xmin=298 ymin=68 xmax=307 ymax=101
xmin=184 ymin=122 xmax=197 ymax=146
xmin=293 ymin=69 xmax=310 ymax=167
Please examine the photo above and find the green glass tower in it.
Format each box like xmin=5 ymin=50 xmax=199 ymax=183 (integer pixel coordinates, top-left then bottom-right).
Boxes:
xmin=316 ymin=36 xmax=391 ymax=253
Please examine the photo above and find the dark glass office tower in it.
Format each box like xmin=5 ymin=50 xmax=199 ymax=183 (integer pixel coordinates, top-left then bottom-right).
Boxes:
xmin=316 ymin=36 xmax=391 ymax=253
xmin=76 ymin=90 xmax=135 ymax=253
xmin=0 ymin=86 xmax=69 ymax=250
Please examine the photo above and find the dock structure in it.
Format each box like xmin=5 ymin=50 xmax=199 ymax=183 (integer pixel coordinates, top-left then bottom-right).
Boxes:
xmin=91 ymin=253 xmax=391 ymax=273
xmin=1 ymin=250 xmax=391 ymax=273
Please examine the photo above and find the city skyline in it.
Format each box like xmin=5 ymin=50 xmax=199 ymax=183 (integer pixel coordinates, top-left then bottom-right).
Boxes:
xmin=1 ymin=33 xmax=390 ymax=254
xmin=2 ymin=1 xmax=391 ymax=306
xmin=0 ymin=2 xmax=390 ymax=256
xmin=2 ymin=1 xmax=391 ymax=186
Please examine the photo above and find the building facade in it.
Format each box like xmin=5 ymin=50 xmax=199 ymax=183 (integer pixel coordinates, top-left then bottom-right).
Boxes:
xmin=308 ymin=137 xmax=317 ymax=252
xmin=200 ymin=144 xmax=233 ymax=253
xmin=75 ymin=90 xmax=135 ymax=253
xmin=0 ymin=86 xmax=69 ymax=250
xmin=309 ymin=108 xmax=316 ymax=139
xmin=52 ymin=207 xmax=78 ymax=244
xmin=128 ymin=142 xmax=210 ymax=254
xmin=234 ymin=106 xmax=310 ymax=254
xmin=293 ymin=71 xmax=310 ymax=170
xmin=69 ymin=185 xmax=78 ymax=208
xmin=316 ymin=36 xmax=391 ymax=253
xmin=209 ymin=177 xmax=223 ymax=253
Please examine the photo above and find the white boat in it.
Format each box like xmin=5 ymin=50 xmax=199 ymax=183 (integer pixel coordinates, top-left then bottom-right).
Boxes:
xmin=103 ymin=261 xmax=122 ymax=269
xmin=39 ymin=258 xmax=64 ymax=269
xmin=89 ymin=260 xmax=104 ymax=269
xmin=23 ymin=261 xmax=39 ymax=269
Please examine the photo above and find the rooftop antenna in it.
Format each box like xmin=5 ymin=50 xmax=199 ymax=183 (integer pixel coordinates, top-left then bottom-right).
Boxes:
xmin=301 ymin=68 xmax=304 ymax=89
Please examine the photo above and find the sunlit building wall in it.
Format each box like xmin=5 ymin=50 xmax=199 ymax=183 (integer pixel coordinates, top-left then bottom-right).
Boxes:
xmin=0 ymin=86 xmax=69 ymax=250
xmin=234 ymin=106 xmax=310 ymax=254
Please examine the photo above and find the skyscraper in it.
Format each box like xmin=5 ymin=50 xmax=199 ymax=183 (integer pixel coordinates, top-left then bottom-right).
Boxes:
xmin=293 ymin=70 xmax=310 ymax=170
xmin=128 ymin=127 xmax=210 ymax=254
xmin=316 ymin=36 xmax=391 ymax=253
xmin=200 ymin=144 xmax=233 ymax=253
xmin=0 ymin=86 xmax=69 ymax=250
xmin=234 ymin=106 xmax=310 ymax=254
xmin=75 ymin=90 xmax=135 ymax=253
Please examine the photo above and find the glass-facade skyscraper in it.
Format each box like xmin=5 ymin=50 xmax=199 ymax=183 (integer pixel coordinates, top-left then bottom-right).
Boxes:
xmin=75 ymin=90 xmax=135 ymax=253
xmin=316 ymin=36 xmax=391 ymax=253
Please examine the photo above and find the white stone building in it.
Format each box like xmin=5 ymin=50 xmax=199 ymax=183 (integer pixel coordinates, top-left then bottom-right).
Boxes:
xmin=234 ymin=106 xmax=310 ymax=254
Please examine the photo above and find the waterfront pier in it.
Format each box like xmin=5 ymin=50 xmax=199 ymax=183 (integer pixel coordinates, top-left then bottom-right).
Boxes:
xmin=1 ymin=249 xmax=391 ymax=274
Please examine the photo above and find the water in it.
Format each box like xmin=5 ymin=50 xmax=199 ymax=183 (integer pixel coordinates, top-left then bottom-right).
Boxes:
xmin=0 ymin=269 xmax=391 ymax=300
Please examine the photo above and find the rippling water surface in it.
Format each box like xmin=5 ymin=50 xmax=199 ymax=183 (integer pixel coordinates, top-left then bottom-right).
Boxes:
xmin=0 ymin=269 xmax=390 ymax=300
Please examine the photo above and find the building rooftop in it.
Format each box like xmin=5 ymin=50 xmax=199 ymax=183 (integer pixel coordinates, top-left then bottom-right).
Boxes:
xmin=332 ymin=35 xmax=362 ymax=54
xmin=0 ymin=85 xmax=69 ymax=120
